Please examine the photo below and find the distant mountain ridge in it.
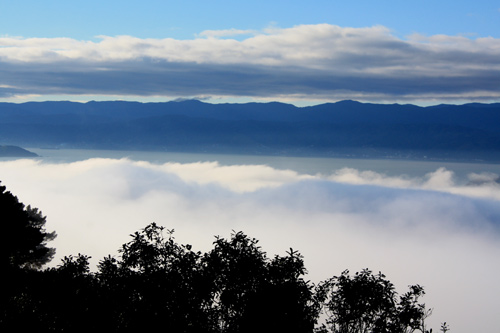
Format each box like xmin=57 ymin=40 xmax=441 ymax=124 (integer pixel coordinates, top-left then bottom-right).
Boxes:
xmin=1 ymin=100 xmax=500 ymax=161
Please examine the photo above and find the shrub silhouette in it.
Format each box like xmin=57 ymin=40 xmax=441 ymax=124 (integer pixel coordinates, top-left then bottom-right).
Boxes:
xmin=315 ymin=269 xmax=433 ymax=333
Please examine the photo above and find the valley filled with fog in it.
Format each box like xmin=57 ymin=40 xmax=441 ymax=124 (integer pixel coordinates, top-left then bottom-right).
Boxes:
xmin=1 ymin=149 xmax=499 ymax=332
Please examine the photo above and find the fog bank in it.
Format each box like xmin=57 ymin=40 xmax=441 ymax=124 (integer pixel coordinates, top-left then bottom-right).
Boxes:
xmin=1 ymin=158 xmax=499 ymax=332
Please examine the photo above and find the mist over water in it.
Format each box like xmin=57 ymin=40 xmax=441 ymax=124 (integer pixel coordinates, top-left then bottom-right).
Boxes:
xmin=1 ymin=149 xmax=500 ymax=332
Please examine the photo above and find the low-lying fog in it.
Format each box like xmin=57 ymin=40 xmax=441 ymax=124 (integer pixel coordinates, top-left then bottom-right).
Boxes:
xmin=1 ymin=157 xmax=499 ymax=332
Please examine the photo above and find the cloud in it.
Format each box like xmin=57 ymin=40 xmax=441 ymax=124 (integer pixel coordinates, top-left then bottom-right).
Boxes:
xmin=0 ymin=157 xmax=499 ymax=332
xmin=328 ymin=167 xmax=500 ymax=201
xmin=171 ymin=96 xmax=212 ymax=102
xmin=0 ymin=24 xmax=499 ymax=103
xmin=197 ymin=28 xmax=258 ymax=39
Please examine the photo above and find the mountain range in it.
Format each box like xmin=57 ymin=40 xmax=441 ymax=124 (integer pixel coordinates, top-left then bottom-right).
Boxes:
xmin=1 ymin=100 xmax=500 ymax=161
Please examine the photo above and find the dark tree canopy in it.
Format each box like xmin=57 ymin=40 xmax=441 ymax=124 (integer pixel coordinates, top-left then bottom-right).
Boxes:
xmin=95 ymin=224 xmax=320 ymax=332
xmin=315 ymin=269 xmax=433 ymax=333
xmin=204 ymin=231 xmax=320 ymax=333
xmin=97 ymin=223 xmax=214 ymax=332
xmin=0 ymin=182 xmax=56 ymax=270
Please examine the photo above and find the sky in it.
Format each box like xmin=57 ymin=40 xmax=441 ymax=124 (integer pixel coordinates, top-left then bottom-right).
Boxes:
xmin=0 ymin=0 xmax=499 ymax=105
xmin=1 ymin=155 xmax=500 ymax=332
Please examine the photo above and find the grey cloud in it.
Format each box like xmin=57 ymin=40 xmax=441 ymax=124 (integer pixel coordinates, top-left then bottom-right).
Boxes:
xmin=2 ymin=60 xmax=499 ymax=101
xmin=0 ymin=25 xmax=499 ymax=102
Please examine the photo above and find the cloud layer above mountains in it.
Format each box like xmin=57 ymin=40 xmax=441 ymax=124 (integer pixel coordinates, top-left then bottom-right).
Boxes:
xmin=1 ymin=24 xmax=499 ymax=103
xmin=0 ymin=157 xmax=499 ymax=332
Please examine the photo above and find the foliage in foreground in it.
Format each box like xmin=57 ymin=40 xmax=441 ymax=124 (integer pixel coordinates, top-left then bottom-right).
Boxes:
xmin=315 ymin=269 xmax=433 ymax=333
xmin=0 ymin=182 xmax=444 ymax=332
xmin=0 ymin=182 xmax=56 ymax=270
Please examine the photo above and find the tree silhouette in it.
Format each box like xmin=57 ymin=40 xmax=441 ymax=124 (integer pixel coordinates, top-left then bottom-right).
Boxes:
xmin=204 ymin=231 xmax=320 ymax=333
xmin=0 ymin=181 xmax=57 ymax=330
xmin=315 ymin=269 xmax=432 ymax=333
xmin=0 ymin=181 xmax=56 ymax=270
xmin=88 ymin=225 xmax=321 ymax=332
xmin=96 ymin=223 xmax=214 ymax=332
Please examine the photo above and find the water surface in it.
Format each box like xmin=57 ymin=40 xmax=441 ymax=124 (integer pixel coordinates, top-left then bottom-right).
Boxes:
xmin=23 ymin=148 xmax=500 ymax=183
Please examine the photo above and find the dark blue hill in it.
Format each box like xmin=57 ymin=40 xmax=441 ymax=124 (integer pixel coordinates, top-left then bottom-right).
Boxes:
xmin=1 ymin=100 xmax=500 ymax=161
xmin=0 ymin=145 xmax=38 ymax=157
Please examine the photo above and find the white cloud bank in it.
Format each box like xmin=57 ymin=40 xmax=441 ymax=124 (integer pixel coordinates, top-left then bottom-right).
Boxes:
xmin=0 ymin=157 xmax=499 ymax=332
xmin=1 ymin=24 xmax=499 ymax=103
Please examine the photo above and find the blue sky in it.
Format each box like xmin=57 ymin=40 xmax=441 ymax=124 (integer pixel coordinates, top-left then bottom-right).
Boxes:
xmin=2 ymin=0 xmax=499 ymax=40
xmin=1 ymin=0 xmax=499 ymax=105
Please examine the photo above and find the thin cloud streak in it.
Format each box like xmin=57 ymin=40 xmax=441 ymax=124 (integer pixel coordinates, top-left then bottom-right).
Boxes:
xmin=1 ymin=24 xmax=499 ymax=103
xmin=0 ymin=158 xmax=499 ymax=332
